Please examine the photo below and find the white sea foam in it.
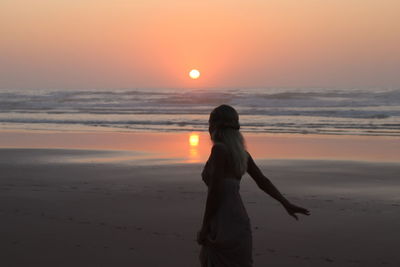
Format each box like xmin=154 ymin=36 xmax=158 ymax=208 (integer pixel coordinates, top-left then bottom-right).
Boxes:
xmin=0 ymin=88 xmax=399 ymax=136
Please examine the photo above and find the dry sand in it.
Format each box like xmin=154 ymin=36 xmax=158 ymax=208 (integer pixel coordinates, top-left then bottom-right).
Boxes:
xmin=1 ymin=149 xmax=400 ymax=267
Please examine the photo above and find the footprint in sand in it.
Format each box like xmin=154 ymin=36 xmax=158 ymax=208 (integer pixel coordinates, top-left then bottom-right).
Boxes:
xmin=78 ymin=221 xmax=91 ymax=225
xmin=347 ymin=259 xmax=360 ymax=263
xmin=152 ymin=231 xmax=164 ymax=236
xmin=324 ymin=257 xmax=334 ymax=263
xmin=114 ymin=225 xmax=128 ymax=230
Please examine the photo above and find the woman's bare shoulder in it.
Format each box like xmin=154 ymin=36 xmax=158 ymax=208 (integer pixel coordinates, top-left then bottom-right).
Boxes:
xmin=208 ymin=143 xmax=229 ymax=166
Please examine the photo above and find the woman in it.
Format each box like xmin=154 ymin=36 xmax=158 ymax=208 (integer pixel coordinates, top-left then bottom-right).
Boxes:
xmin=198 ymin=105 xmax=310 ymax=266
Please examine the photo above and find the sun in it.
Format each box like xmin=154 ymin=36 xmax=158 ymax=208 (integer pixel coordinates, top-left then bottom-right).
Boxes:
xmin=189 ymin=69 xmax=200 ymax=79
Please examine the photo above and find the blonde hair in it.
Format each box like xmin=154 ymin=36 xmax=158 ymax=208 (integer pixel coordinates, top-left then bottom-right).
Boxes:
xmin=209 ymin=105 xmax=248 ymax=176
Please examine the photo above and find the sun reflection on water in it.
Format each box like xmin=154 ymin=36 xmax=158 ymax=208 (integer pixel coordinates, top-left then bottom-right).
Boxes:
xmin=189 ymin=133 xmax=199 ymax=146
xmin=188 ymin=133 xmax=200 ymax=162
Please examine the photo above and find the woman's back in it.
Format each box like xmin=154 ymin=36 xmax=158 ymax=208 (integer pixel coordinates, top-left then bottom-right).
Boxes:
xmin=201 ymin=143 xmax=244 ymax=185
xmin=200 ymin=144 xmax=253 ymax=267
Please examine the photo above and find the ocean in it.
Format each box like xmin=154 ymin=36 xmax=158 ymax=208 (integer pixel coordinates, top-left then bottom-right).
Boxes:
xmin=0 ymin=88 xmax=399 ymax=136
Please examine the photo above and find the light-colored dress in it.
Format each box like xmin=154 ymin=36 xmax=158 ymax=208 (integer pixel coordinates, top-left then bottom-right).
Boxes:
xmin=200 ymin=161 xmax=253 ymax=267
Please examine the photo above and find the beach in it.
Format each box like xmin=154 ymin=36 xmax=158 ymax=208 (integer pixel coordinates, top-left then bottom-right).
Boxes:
xmin=3 ymin=0 xmax=400 ymax=265
xmin=1 ymin=131 xmax=400 ymax=266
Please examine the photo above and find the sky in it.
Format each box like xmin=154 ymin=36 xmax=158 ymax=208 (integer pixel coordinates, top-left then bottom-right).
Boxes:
xmin=1 ymin=0 xmax=399 ymax=89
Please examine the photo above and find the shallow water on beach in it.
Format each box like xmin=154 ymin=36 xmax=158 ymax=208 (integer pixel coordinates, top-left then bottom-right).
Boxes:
xmin=1 ymin=131 xmax=399 ymax=163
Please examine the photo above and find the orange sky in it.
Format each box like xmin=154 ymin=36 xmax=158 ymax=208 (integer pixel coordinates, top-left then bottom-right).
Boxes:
xmin=1 ymin=0 xmax=399 ymax=89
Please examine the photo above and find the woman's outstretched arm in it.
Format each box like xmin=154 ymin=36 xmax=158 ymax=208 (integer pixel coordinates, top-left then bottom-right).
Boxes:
xmin=247 ymin=152 xmax=310 ymax=220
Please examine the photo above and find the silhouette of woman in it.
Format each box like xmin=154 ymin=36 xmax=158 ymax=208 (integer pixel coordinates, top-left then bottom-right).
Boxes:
xmin=198 ymin=105 xmax=310 ymax=266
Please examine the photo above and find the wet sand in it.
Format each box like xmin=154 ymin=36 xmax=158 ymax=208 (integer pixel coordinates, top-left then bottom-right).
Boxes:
xmin=1 ymin=148 xmax=400 ymax=266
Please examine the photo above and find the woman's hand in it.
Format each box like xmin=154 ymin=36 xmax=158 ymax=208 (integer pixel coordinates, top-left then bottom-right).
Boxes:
xmin=284 ymin=202 xmax=310 ymax=220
